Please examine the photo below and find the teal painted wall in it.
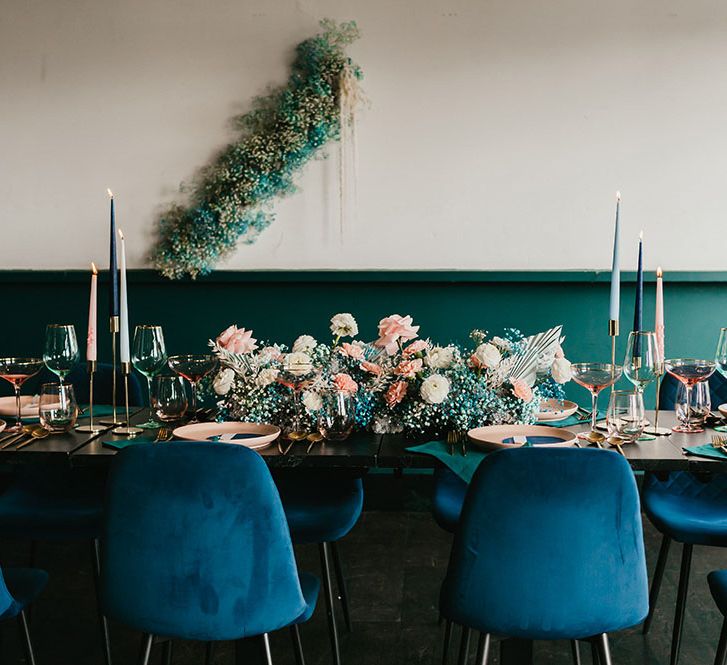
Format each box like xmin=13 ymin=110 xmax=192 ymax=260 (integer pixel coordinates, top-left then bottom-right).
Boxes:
xmin=2 ymin=270 xmax=726 ymax=405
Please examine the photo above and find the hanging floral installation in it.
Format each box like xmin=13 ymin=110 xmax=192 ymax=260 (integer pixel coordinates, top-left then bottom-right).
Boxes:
xmin=152 ymin=20 xmax=364 ymax=279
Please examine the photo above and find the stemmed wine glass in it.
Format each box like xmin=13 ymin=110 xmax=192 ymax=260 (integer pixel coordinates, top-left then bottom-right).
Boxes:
xmin=0 ymin=358 xmax=44 ymax=433
xmin=664 ymin=358 xmax=717 ymax=433
xmin=571 ymin=362 xmax=623 ymax=443
xmin=715 ymin=328 xmax=727 ymax=379
xmin=43 ymin=324 xmax=79 ymax=384
xmin=168 ymin=355 xmax=217 ymax=422
xmin=623 ymin=331 xmax=658 ymax=393
xmin=132 ymin=325 xmax=167 ymax=429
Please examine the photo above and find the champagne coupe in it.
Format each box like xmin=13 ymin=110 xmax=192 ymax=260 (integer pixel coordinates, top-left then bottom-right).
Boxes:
xmin=167 ymin=355 xmax=217 ymax=422
xmin=0 ymin=358 xmax=44 ymax=433
xmin=665 ymin=358 xmax=717 ymax=433
xmin=280 ymin=355 xmax=315 ymax=440
xmin=43 ymin=324 xmax=79 ymax=384
xmin=715 ymin=328 xmax=727 ymax=379
xmin=675 ymin=381 xmax=711 ymax=433
xmin=606 ymin=390 xmax=646 ymax=444
xmin=132 ymin=325 xmax=167 ymax=429
xmin=571 ymin=362 xmax=623 ymax=443
xmin=623 ymin=331 xmax=658 ymax=393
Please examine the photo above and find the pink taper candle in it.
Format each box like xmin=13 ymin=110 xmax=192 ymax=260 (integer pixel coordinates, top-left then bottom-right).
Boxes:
xmin=655 ymin=267 xmax=664 ymax=363
xmin=87 ymin=262 xmax=98 ymax=361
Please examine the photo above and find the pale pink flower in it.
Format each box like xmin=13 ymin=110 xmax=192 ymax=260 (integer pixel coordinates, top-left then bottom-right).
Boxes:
xmin=512 ymin=379 xmax=533 ymax=402
xmin=394 ymin=358 xmax=423 ymax=378
xmin=385 ymin=381 xmax=408 ymax=408
xmin=403 ymin=340 xmax=429 ymax=356
xmin=261 ymin=346 xmax=284 ymax=362
xmin=339 ymin=342 xmax=365 ymax=360
xmin=216 ymin=325 xmax=258 ymax=354
xmin=361 ymin=361 xmax=383 ymax=376
xmin=333 ymin=373 xmax=358 ymax=394
xmin=216 ymin=324 xmax=238 ymax=347
xmin=374 ymin=314 xmax=420 ymax=355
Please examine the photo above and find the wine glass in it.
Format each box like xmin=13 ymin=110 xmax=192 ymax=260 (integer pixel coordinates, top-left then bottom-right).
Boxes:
xmin=43 ymin=324 xmax=79 ymax=383
xmin=132 ymin=325 xmax=167 ymax=429
xmin=151 ymin=376 xmax=188 ymax=423
xmin=570 ymin=362 xmax=623 ymax=443
xmin=167 ymin=355 xmax=217 ymax=422
xmin=715 ymin=328 xmax=727 ymax=378
xmin=623 ymin=331 xmax=658 ymax=393
xmin=317 ymin=389 xmax=356 ymax=441
xmin=674 ymin=380 xmax=711 ymax=433
xmin=664 ymin=358 xmax=717 ymax=434
xmin=606 ymin=390 xmax=646 ymax=444
xmin=0 ymin=358 xmax=44 ymax=433
xmin=39 ymin=383 xmax=79 ymax=433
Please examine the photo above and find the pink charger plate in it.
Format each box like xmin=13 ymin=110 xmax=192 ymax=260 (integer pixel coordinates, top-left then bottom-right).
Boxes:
xmin=172 ymin=422 xmax=280 ymax=450
xmin=467 ymin=424 xmax=578 ymax=452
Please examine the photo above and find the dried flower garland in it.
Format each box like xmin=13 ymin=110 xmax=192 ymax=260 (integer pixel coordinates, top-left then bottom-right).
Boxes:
xmin=152 ymin=20 xmax=363 ymax=279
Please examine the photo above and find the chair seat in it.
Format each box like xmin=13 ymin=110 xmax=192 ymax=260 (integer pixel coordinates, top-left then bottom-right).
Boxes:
xmin=643 ymin=472 xmax=727 ymax=546
xmin=294 ymin=572 xmax=321 ymax=624
xmin=0 ymin=468 xmax=104 ymax=540
xmin=276 ymin=475 xmax=364 ymax=544
xmin=432 ymin=468 xmax=467 ymax=533
xmin=0 ymin=568 xmax=48 ymax=620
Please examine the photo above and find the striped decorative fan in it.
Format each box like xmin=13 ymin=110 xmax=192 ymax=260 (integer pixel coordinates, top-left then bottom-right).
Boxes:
xmin=508 ymin=326 xmax=563 ymax=386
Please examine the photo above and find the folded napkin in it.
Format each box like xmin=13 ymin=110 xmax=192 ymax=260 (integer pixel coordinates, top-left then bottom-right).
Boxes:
xmin=406 ymin=440 xmax=489 ymax=483
xmin=207 ymin=433 xmax=261 ymax=442
xmin=683 ymin=444 xmax=727 ymax=461
xmin=538 ymin=410 xmax=605 ymax=428
xmin=102 ymin=435 xmax=158 ymax=450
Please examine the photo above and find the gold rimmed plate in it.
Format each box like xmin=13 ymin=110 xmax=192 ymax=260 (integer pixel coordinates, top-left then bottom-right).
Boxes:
xmin=467 ymin=424 xmax=578 ymax=452
xmin=172 ymin=422 xmax=280 ymax=450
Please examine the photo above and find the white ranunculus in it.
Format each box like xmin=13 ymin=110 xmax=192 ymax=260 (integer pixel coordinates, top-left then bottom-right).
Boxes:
xmin=302 ymin=390 xmax=323 ymax=412
xmin=256 ymin=367 xmax=279 ymax=388
xmin=551 ymin=357 xmax=573 ymax=384
xmin=213 ymin=368 xmax=235 ymax=395
xmin=473 ymin=343 xmax=501 ymax=369
xmin=285 ymin=352 xmax=313 ymax=377
xmin=292 ymin=334 xmax=317 ymax=353
xmin=490 ymin=336 xmax=513 ymax=352
xmin=427 ymin=345 xmax=455 ymax=370
xmin=420 ymin=374 xmax=450 ymax=404
xmin=330 ymin=313 xmax=359 ymax=338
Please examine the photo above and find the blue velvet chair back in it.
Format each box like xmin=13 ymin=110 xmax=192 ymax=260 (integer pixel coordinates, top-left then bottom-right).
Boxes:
xmin=0 ymin=568 xmax=16 ymax=618
xmin=101 ymin=442 xmax=307 ymax=641
xmin=659 ymin=371 xmax=727 ymax=411
xmin=440 ymin=448 xmax=648 ymax=640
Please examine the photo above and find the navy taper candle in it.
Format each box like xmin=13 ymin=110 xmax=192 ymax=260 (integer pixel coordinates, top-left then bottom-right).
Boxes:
xmin=108 ymin=189 xmax=119 ymax=318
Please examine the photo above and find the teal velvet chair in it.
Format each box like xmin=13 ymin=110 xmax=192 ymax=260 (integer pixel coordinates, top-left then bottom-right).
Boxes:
xmin=641 ymin=372 xmax=727 ymax=665
xmin=440 ymin=447 xmax=648 ymax=664
xmin=0 ymin=566 xmax=48 ymax=664
xmin=708 ymin=570 xmax=727 ymax=665
xmin=100 ymin=442 xmax=319 ymax=665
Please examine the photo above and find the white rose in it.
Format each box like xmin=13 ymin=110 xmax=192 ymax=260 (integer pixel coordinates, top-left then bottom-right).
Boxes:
xmin=491 ymin=336 xmax=513 ymax=352
xmin=212 ymin=368 xmax=235 ymax=395
xmin=427 ymin=346 xmax=455 ymax=370
xmin=256 ymin=367 xmax=279 ymax=388
xmin=420 ymin=374 xmax=450 ymax=404
xmin=285 ymin=352 xmax=313 ymax=377
xmin=473 ymin=343 xmax=501 ymax=369
xmin=330 ymin=313 xmax=359 ymax=338
xmin=302 ymin=390 xmax=323 ymax=412
xmin=551 ymin=357 xmax=573 ymax=384
xmin=292 ymin=334 xmax=317 ymax=353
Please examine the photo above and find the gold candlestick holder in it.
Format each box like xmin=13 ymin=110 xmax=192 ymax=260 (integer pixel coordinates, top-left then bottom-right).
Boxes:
xmin=100 ymin=316 xmax=123 ymax=426
xmin=77 ymin=361 xmax=105 ymax=433
xmin=609 ymin=319 xmax=619 ymax=373
xmin=113 ymin=362 xmax=143 ymax=437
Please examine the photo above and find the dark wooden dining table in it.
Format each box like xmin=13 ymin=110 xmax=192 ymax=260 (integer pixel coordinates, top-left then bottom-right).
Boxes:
xmin=1 ymin=409 xmax=725 ymax=665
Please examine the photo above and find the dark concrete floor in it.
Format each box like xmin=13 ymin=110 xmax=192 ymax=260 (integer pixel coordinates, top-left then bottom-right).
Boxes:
xmin=0 ymin=481 xmax=725 ymax=665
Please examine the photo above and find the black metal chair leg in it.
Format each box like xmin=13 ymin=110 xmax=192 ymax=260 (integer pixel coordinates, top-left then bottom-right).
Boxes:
xmin=205 ymin=641 xmax=215 ymax=665
xmin=456 ymin=627 xmax=471 ymax=665
xmin=475 ymin=633 xmax=490 ymax=665
xmin=319 ymin=542 xmax=342 ymax=665
xmin=92 ymin=538 xmax=113 ymax=665
xmin=596 ymin=634 xmax=613 ymax=665
xmin=442 ymin=620 xmax=453 ymax=665
xmin=330 ymin=541 xmax=353 ymax=632
xmin=570 ymin=639 xmax=581 ymax=665
xmin=671 ymin=543 xmax=693 ymax=665
xmin=162 ymin=639 xmax=173 ymax=665
xmin=291 ymin=625 xmax=305 ymax=665
xmin=714 ymin=619 xmax=727 ymax=665
xmin=137 ymin=633 xmax=153 ymax=665
xmin=590 ymin=638 xmax=601 ymax=665
xmin=18 ymin=610 xmax=37 ymax=665
xmin=643 ymin=535 xmax=671 ymax=634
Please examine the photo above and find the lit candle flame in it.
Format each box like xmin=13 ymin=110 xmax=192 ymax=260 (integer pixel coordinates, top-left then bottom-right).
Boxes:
xmin=657 ymin=266 xmax=663 ymax=278
xmin=118 ymin=229 xmax=124 ymax=240
xmin=639 ymin=230 xmax=643 ymax=241
xmin=616 ymin=191 xmax=621 ymax=201
xmin=107 ymin=188 xmax=113 ymax=199
xmin=91 ymin=262 xmax=98 ymax=275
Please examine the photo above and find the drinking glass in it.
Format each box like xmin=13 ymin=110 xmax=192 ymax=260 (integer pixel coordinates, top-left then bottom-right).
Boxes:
xmin=674 ymin=380 xmax=711 ymax=433
xmin=606 ymin=390 xmax=646 ymax=443
xmin=715 ymin=328 xmax=727 ymax=379
xmin=623 ymin=331 xmax=658 ymax=393
xmin=43 ymin=324 xmax=79 ymax=383
xmin=39 ymin=383 xmax=79 ymax=433
xmin=151 ymin=376 xmax=188 ymax=423
xmin=132 ymin=325 xmax=167 ymax=429
xmin=167 ymin=355 xmax=217 ymax=421
xmin=571 ymin=362 xmax=623 ymax=442
xmin=664 ymin=358 xmax=717 ymax=433
xmin=0 ymin=357 xmax=44 ymax=433
xmin=317 ymin=390 xmax=356 ymax=441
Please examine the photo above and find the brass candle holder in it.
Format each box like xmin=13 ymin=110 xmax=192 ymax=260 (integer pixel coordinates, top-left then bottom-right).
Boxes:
xmin=113 ymin=362 xmax=143 ymax=437
xmin=76 ymin=361 xmax=105 ymax=433
xmin=100 ymin=316 xmax=123 ymax=426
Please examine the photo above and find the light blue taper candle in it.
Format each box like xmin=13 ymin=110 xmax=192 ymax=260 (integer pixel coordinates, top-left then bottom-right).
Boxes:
xmin=609 ymin=192 xmax=621 ymax=322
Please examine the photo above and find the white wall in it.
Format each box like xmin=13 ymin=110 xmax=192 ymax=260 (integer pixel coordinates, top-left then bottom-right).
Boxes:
xmin=2 ymin=0 xmax=726 ymax=271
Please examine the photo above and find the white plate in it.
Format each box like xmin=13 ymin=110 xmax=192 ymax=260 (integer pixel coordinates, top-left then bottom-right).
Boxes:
xmin=536 ymin=399 xmax=579 ymax=422
xmin=0 ymin=395 xmax=38 ymax=418
xmin=172 ymin=422 xmax=280 ymax=450
xmin=0 ymin=419 xmax=5 ymax=434
xmin=467 ymin=424 xmax=577 ymax=452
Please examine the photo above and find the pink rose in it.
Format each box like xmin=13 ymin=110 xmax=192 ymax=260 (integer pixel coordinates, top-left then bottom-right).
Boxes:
xmin=361 ymin=361 xmax=383 ymax=376
xmin=394 ymin=358 xmax=423 ymax=379
xmin=403 ymin=340 xmax=428 ymax=356
xmin=339 ymin=342 xmax=365 ymax=360
xmin=374 ymin=314 xmax=420 ymax=355
xmin=216 ymin=324 xmax=238 ymax=347
xmin=512 ymin=379 xmax=533 ymax=403
xmin=217 ymin=325 xmax=258 ymax=354
xmin=261 ymin=346 xmax=284 ymax=362
xmin=385 ymin=381 xmax=408 ymax=408
xmin=333 ymin=373 xmax=358 ymax=393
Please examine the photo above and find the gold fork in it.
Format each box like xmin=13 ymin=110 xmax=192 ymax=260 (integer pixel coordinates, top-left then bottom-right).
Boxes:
xmin=712 ymin=434 xmax=727 ymax=454
xmin=154 ymin=428 xmax=171 ymax=443
xmin=446 ymin=430 xmax=456 ymax=455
